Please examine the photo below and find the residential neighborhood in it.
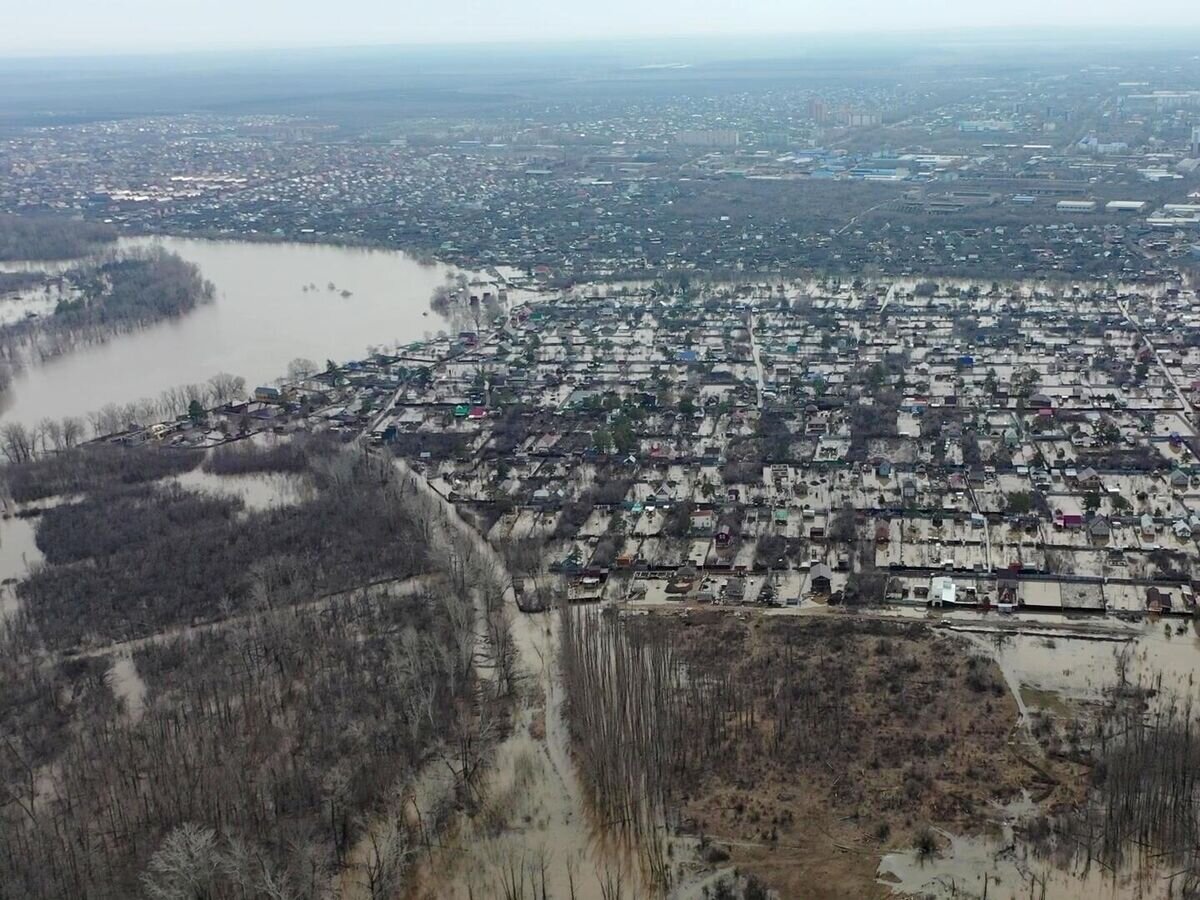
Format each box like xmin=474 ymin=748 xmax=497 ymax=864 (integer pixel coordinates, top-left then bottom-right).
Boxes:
xmin=129 ymin=273 xmax=1200 ymax=622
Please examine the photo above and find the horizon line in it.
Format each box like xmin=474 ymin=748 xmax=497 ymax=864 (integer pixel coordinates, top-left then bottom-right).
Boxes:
xmin=4 ymin=24 xmax=1200 ymax=63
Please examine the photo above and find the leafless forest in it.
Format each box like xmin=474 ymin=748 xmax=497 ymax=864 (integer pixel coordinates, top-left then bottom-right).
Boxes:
xmin=559 ymin=611 xmax=1040 ymax=896
xmin=0 ymin=440 xmax=515 ymax=899
xmin=1027 ymin=680 xmax=1200 ymax=896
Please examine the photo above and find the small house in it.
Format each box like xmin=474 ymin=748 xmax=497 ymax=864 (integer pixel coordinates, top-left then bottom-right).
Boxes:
xmin=809 ymin=564 xmax=833 ymax=594
xmin=930 ymin=576 xmax=957 ymax=607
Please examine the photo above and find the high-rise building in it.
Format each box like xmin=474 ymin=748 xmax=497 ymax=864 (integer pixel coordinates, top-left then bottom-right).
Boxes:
xmin=1192 ymin=124 xmax=1200 ymax=157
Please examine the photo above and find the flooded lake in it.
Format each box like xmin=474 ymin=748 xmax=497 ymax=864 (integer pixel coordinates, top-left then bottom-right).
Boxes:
xmin=0 ymin=236 xmax=469 ymax=428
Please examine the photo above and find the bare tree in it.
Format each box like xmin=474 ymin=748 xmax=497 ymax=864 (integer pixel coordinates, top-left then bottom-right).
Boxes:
xmin=40 ymin=418 xmax=64 ymax=453
xmin=61 ymin=416 xmax=84 ymax=447
xmin=287 ymin=358 xmax=318 ymax=381
xmin=208 ymin=372 xmax=246 ymax=405
xmin=361 ymin=818 xmax=410 ymax=900
xmin=141 ymin=824 xmax=224 ymax=900
xmin=0 ymin=422 xmax=35 ymax=464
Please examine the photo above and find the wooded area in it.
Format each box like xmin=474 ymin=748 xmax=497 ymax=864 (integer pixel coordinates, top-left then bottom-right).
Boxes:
xmin=0 ymin=214 xmax=117 ymax=262
xmin=17 ymin=446 xmax=427 ymax=649
xmin=2 ymin=443 xmax=201 ymax=503
xmin=559 ymin=611 xmax=1031 ymax=896
xmin=0 ymin=248 xmax=214 ymax=369
xmin=0 ymin=442 xmax=511 ymax=899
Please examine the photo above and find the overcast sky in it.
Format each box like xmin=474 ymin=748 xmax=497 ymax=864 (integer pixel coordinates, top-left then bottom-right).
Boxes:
xmin=6 ymin=0 xmax=1200 ymax=57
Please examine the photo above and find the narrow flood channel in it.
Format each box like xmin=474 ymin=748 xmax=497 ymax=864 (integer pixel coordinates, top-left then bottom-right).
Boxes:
xmin=392 ymin=458 xmax=651 ymax=899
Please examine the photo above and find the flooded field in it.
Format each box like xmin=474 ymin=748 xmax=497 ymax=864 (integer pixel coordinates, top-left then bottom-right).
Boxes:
xmin=938 ymin=615 xmax=1200 ymax=706
xmin=873 ymin=609 xmax=1200 ymax=899
xmin=0 ymin=236 xmax=469 ymax=428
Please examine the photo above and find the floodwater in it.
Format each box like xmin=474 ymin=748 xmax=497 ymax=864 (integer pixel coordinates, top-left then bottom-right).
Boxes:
xmin=0 ymin=500 xmax=47 ymax=622
xmin=171 ymin=466 xmax=312 ymax=512
xmin=943 ymin=617 xmax=1200 ymax=706
xmin=876 ymin=612 xmax=1200 ymax=897
xmin=879 ymin=825 xmax=1181 ymax=899
xmin=0 ymin=236 xmax=469 ymax=428
xmin=389 ymin=458 xmax=650 ymax=900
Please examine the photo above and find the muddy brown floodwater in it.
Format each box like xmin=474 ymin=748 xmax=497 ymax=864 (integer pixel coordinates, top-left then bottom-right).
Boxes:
xmin=0 ymin=236 xmax=470 ymax=429
xmin=878 ymin=612 xmax=1200 ymax=898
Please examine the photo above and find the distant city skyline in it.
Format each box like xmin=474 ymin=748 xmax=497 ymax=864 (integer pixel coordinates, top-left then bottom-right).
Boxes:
xmin=5 ymin=0 xmax=1200 ymax=57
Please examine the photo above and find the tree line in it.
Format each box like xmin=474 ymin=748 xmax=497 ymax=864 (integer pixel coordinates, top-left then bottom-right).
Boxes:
xmin=3 ymin=443 xmax=201 ymax=503
xmin=18 ymin=446 xmax=428 ymax=649
xmin=0 ymin=371 xmax=246 ymax=466
xmin=0 ymin=213 xmax=117 ymax=262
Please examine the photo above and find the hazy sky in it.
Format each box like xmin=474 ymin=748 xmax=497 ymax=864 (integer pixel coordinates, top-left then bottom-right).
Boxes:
xmin=6 ymin=0 xmax=1200 ymax=56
